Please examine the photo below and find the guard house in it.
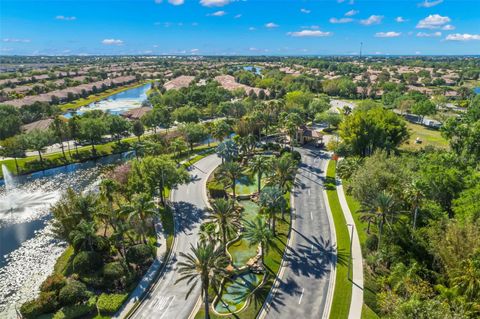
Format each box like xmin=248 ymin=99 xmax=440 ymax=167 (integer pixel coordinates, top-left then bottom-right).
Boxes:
xmin=296 ymin=126 xmax=324 ymax=145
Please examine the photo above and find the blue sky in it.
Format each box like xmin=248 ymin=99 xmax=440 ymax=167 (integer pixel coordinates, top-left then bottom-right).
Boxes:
xmin=1 ymin=0 xmax=479 ymax=56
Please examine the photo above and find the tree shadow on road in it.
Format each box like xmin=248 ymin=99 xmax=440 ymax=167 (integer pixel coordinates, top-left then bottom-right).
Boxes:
xmin=172 ymin=201 xmax=206 ymax=235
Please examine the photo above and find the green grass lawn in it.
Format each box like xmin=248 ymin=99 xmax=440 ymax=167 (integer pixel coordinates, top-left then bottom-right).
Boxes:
xmin=195 ymin=193 xmax=291 ymax=319
xmin=325 ymin=160 xmax=352 ymax=319
xmin=401 ymin=122 xmax=449 ymax=151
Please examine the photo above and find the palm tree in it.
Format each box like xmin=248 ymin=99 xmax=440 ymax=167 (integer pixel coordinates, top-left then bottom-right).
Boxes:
xmin=97 ymin=179 xmax=118 ymax=236
xmin=359 ymin=191 xmax=396 ymax=248
xmin=259 ymin=185 xmax=286 ymax=235
xmin=176 ymin=241 xmax=228 ymax=319
xmin=70 ymin=219 xmax=98 ymax=252
xmin=111 ymin=221 xmax=130 ymax=258
xmin=451 ymin=256 xmax=480 ymax=301
xmin=216 ymin=140 xmax=238 ymax=163
xmin=218 ymin=161 xmax=243 ymax=201
xmin=243 ymin=216 xmax=273 ymax=266
xmin=268 ymin=154 xmax=297 ymax=192
xmin=404 ymin=180 xmax=424 ymax=230
xmin=249 ymin=155 xmax=270 ymax=195
xmin=122 ymin=193 xmax=158 ymax=244
xmin=209 ymin=198 xmax=241 ymax=254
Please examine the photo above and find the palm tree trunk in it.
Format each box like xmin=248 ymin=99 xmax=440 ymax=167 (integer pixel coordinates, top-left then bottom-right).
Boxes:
xmin=257 ymin=173 xmax=261 ymax=194
xmin=222 ymin=224 xmax=227 ymax=254
xmin=271 ymin=212 xmax=276 ymax=236
xmin=14 ymin=157 xmax=19 ymax=174
xmin=37 ymin=150 xmax=43 ymax=166
xmin=204 ymin=285 xmax=210 ymax=319
xmin=413 ymin=206 xmax=418 ymax=230
xmin=232 ymin=178 xmax=236 ymax=201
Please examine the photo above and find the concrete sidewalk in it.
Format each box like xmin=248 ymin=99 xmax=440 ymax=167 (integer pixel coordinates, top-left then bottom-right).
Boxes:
xmin=336 ymin=181 xmax=364 ymax=319
xmin=113 ymin=217 xmax=168 ymax=319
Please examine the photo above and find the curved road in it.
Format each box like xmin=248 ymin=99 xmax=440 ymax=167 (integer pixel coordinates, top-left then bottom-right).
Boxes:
xmin=130 ymin=154 xmax=221 ymax=319
xmin=263 ymin=146 xmax=335 ymax=319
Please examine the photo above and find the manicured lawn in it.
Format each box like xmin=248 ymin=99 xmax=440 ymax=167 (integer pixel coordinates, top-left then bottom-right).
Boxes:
xmin=325 ymin=160 xmax=352 ymax=319
xmin=195 ymin=193 xmax=291 ymax=319
xmin=401 ymin=122 xmax=449 ymax=151
xmin=362 ymin=304 xmax=380 ymax=319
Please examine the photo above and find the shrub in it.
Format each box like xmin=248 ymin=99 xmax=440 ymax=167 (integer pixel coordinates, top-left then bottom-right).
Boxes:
xmin=366 ymin=234 xmax=379 ymax=252
xmin=53 ymin=296 xmax=96 ymax=319
xmin=103 ymin=261 xmax=128 ymax=280
xmin=58 ymin=280 xmax=89 ymax=306
xmin=40 ymin=273 xmax=67 ymax=293
xmin=207 ymin=180 xmax=227 ymax=199
xmin=96 ymin=293 xmax=128 ymax=314
xmin=126 ymin=244 xmax=153 ymax=265
xmin=79 ymin=273 xmax=105 ymax=289
xmin=72 ymin=251 xmax=103 ymax=275
xmin=20 ymin=292 xmax=58 ymax=319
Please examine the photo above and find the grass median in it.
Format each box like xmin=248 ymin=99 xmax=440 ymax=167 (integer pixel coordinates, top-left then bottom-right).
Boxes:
xmin=325 ymin=160 xmax=352 ymax=319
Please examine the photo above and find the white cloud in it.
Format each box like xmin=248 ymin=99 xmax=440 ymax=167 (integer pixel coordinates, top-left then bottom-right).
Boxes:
xmin=416 ymin=14 xmax=450 ymax=29
xmin=418 ymin=0 xmax=443 ymax=8
xmin=191 ymin=48 xmax=199 ymax=53
xmin=375 ymin=31 xmax=401 ymax=38
xmin=249 ymin=47 xmax=259 ymax=51
xmin=154 ymin=0 xmax=162 ymax=3
xmin=168 ymin=0 xmax=184 ymax=5
xmin=265 ymin=22 xmax=279 ymax=28
xmin=209 ymin=10 xmax=226 ymax=16
xmin=234 ymin=14 xmax=242 ymax=18
xmin=417 ymin=31 xmax=442 ymax=37
xmin=287 ymin=30 xmax=332 ymax=37
xmin=345 ymin=10 xmax=358 ymax=17
xmin=329 ymin=17 xmax=353 ymax=24
xmin=55 ymin=15 xmax=76 ymax=21
xmin=248 ymin=27 xmax=256 ymax=31
xmin=300 ymin=8 xmax=311 ymax=14
xmin=360 ymin=15 xmax=383 ymax=25
xmin=395 ymin=16 xmax=407 ymax=23
xmin=445 ymin=33 xmax=480 ymax=41
xmin=200 ymin=0 xmax=230 ymax=7
xmin=442 ymin=24 xmax=455 ymax=30
xmin=2 ymin=38 xmax=31 ymax=43
xmin=101 ymin=39 xmax=124 ymax=45
xmin=415 ymin=51 xmax=421 ymax=54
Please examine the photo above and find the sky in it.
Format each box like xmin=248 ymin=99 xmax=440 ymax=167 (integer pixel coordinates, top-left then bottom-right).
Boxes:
xmin=1 ymin=0 xmax=479 ymax=56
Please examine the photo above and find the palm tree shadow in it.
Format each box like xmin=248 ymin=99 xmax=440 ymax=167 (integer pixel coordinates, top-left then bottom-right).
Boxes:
xmin=172 ymin=201 xmax=206 ymax=235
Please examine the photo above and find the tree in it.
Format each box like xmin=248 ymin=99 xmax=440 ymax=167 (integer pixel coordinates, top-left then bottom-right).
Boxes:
xmin=132 ymin=120 xmax=145 ymax=141
xmin=78 ymin=117 xmax=107 ymax=155
xmin=268 ymin=153 xmax=297 ymax=192
xmin=208 ymin=198 xmax=240 ymax=254
xmin=24 ymin=129 xmax=53 ymax=165
xmin=168 ymin=137 xmax=188 ymax=160
xmin=243 ymin=216 xmax=273 ymax=265
xmin=315 ymin=111 xmax=342 ymax=129
xmin=109 ymin=115 xmax=131 ymax=142
xmin=122 ymin=193 xmax=157 ymax=244
xmin=216 ymin=140 xmax=238 ymax=163
xmin=307 ymin=96 xmax=330 ymax=120
xmin=218 ymin=161 xmax=243 ymax=201
xmin=0 ymin=135 xmax=26 ymax=174
xmin=282 ymin=112 xmax=304 ymax=148
xmin=50 ymin=116 xmax=69 ymax=160
xmin=359 ymin=191 xmax=397 ymax=248
xmin=180 ymin=123 xmax=207 ymax=151
xmin=249 ymin=155 xmax=270 ymax=194
xmin=259 ymin=185 xmax=286 ymax=235
xmin=339 ymin=106 xmax=408 ymax=156
xmin=411 ymin=100 xmax=436 ymax=123
xmin=212 ymin=120 xmax=231 ymax=142
xmin=176 ymin=241 xmax=228 ymax=319
xmin=0 ymin=104 xmax=22 ymax=140
xmin=70 ymin=220 xmax=98 ymax=252
xmin=173 ymin=106 xmax=200 ymax=123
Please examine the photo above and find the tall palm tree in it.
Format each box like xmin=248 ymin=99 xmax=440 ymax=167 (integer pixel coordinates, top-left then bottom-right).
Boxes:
xmin=404 ymin=180 xmax=424 ymax=230
xmin=122 ymin=193 xmax=158 ymax=244
xmin=97 ymin=179 xmax=118 ymax=236
xmin=259 ymin=185 xmax=286 ymax=235
xmin=268 ymin=154 xmax=297 ymax=192
xmin=218 ymin=161 xmax=243 ymax=201
xmin=209 ymin=198 xmax=241 ymax=254
xmin=249 ymin=155 xmax=270 ymax=195
xmin=176 ymin=241 xmax=228 ymax=319
xmin=243 ymin=216 xmax=273 ymax=266
xmin=452 ymin=256 xmax=480 ymax=301
xmin=111 ymin=221 xmax=130 ymax=258
xmin=359 ymin=191 xmax=396 ymax=248
xmin=70 ymin=219 xmax=98 ymax=252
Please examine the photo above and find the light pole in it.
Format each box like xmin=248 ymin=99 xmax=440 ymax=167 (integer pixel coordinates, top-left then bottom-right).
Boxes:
xmin=347 ymin=223 xmax=354 ymax=281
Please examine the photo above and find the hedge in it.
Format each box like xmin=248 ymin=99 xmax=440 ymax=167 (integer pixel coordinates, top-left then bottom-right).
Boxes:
xmin=96 ymin=293 xmax=128 ymax=314
xmin=53 ymin=296 xmax=97 ymax=319
xmin=58 ymin=280 xmax=89 ymax=306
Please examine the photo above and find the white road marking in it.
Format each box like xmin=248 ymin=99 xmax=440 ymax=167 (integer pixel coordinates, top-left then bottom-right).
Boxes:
xmin=298 ymin=288 xmax=305 ymax=304
xmin=186 ymin=187 xmax=190 ymax=194
xmin=310 ymin=211 xmax=313 ymax=220
xmin=308 ymin=189 xmax=311 ymax=196
xmin=158 ymin=296 xmax=175 ymax=319
xmin=311 ymin=244 xmax=314 ymax=253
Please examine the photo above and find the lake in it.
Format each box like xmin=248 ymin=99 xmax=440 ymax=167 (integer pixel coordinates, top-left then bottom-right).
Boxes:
xmin=63 ymin=82 xmax=151 ymax=118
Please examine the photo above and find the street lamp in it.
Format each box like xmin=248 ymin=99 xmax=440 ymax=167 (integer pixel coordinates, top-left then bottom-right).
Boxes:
xmin=347 ymin=223 xmax=354 ymax=281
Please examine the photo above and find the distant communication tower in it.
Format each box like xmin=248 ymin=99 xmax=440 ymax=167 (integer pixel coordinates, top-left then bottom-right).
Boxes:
xmin=360 ymin=42 xmax=363 ymax=58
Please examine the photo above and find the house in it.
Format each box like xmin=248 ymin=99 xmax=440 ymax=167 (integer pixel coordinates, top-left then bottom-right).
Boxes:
xmin=21 ymin=118 xmax=55 ymax=133
xmin=121 ymin=107 xmax=152 ymax=120
xmin=296 ymin=126 xmax=324 ymax=145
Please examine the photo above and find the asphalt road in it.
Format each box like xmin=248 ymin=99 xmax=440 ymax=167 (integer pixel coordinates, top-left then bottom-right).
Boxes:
xmin=130 ymin=154 xmax=221 ymax=319
xmin=264 ymin=145 xmax=335 ymax=319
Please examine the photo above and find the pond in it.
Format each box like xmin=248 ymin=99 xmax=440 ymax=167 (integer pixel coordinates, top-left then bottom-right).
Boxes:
xmin=0 ymin=152 xmax=133 ymax=318
xmin=63 ymin=82 xmax=151 ymax=118
xmin=214 ymin=271 xmax=263 ymax=314
xmin=243 ymin=66 xmax=263 ymax=75
xmin=474 ymin=87 xmax=480 ymax=95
